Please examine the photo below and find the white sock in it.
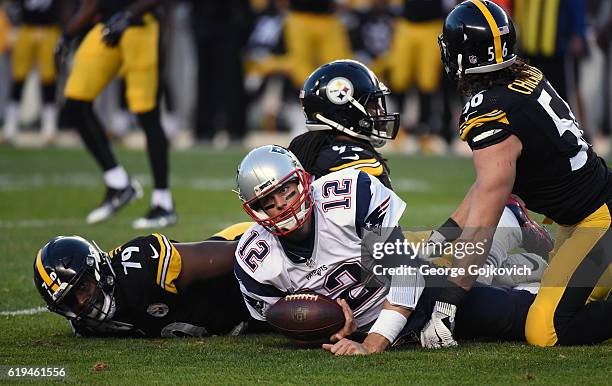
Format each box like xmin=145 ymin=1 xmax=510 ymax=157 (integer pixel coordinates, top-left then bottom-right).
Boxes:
xmin=103 ymin=166 xmax=129 ymax=189
xmin=3 ymin=102 xmax=19 ymax=139
xmin=41 ymin=104 xmax=58 ymax=138
xmin=151 ymin=189 xmax=173 ymax=211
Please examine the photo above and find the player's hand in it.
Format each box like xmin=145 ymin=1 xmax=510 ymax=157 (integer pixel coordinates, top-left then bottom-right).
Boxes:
xmin=322 ymin=338 xmax=371 ymax=356
xmin=329 ymin=298 xmax=357 ymax=342
xmin=420 ymin=301 xmax=458 ymax=349
xmin=101 ymin=11 xmax=132 ymax=47
xmin=54 ymin=34 xmax=73 ymax=72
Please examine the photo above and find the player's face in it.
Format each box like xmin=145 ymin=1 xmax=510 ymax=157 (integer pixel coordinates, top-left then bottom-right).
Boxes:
xmin=69 ymin=276 xmax=97 ymax=315
xmin=259 ymin=180 xmax=300 ymax=218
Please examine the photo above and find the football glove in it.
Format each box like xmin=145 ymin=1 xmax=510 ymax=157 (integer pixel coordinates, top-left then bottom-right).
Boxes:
xmin=420 ymin=301 xmax=458 ymax=349
xmin=101 ymin=11 xmax=133 ymax=47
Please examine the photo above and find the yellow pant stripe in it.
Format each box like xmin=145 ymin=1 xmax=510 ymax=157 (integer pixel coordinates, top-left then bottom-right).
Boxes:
xmin=525 ymin=203 xmax=611 ymax=346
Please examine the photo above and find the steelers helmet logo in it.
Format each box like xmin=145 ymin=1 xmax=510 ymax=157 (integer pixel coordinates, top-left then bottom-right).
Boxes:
xmin=326 ymin=77 xmax=354 ymax=105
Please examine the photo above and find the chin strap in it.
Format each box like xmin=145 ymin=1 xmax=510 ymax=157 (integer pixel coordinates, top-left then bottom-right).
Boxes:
xmin=312 ymin=114 xmax=384 ymax=147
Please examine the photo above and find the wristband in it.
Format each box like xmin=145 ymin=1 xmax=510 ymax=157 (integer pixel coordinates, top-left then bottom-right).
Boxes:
xmin=436 ymin=217 xmax=462 ymax=242
xmin=368 ymin=309 xmax=408 ymax=343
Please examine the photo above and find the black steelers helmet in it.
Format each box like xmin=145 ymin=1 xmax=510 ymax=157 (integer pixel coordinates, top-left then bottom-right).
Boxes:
xmin=33 ymin=236 xmax=116 ymax=323
xmin=300 ymin=59 xmax=400 ymax=148
xmin=439 ymin=0 xmax=517 ymax=79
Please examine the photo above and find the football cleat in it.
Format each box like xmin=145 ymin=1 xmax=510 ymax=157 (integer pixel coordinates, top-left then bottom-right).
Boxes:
xmin=132 ymin=206 xmax=177 ymax=229
xmin=505 ymin=196 xmax=554 ymax=260
xmin=86 ymin=180 xmax=143 ymax=224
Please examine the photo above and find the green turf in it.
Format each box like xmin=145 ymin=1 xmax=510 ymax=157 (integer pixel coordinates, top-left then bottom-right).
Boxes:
xmin=1 ymin=146 xmax=610 ymax=384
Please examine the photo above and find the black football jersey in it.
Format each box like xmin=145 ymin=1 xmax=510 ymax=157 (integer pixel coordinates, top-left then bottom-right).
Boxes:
xmin=312 ymin=140 xmax=392 ymax=189
xmin=20 ymin=0 xmax=59 ymax=25
xmin=289 ymin=0 xmax=334 ymax=13
xmin=460 ymin=65 xmax=612 ymax=225
xmin=402 ymin=0 xmax=446 ymax=22
xmin=71 ymin=234 xmax=251 ymax=338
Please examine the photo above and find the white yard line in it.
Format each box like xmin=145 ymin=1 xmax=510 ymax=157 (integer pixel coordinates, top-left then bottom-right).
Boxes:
xmin=0 ymin=306 xmax=47 ymax=316
xmin=0 ymin=218 xmax=83 ymax=229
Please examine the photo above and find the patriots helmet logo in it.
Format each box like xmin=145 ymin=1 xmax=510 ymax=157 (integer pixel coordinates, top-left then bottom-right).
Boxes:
xmin=364 ymin=197 xmax=391 ymax=231
xmin=326 ymin=77 xmax=354 ymax=105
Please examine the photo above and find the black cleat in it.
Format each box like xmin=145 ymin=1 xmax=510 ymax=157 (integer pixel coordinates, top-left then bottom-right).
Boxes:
xmin=86 ymin=180 xmax=143 ymax=224
xmin=506 ymin=196 xmax=554 ymax=260
xmin=132 ymin=206 xmax=177 ymax=229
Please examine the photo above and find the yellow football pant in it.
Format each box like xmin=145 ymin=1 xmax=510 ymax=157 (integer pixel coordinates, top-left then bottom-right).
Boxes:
xmin=284 ymin=11 xmax=351 ymax=88
xmin=387 ymin=19 xmax=443 ymax=93
xmin=525 ymin=203 xmax=612 ymax=346
xmin=11 ymin=25 xmax=61 ymax=83
xmin=64 ymin=14 xmax=159 ymax=113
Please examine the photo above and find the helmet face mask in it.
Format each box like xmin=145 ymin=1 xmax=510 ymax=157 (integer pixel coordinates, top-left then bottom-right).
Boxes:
xmin=34 ymin=236 xmax=117 ymax=324
xmin=439 ymin=0 xmax=517 ymax=79
xmin=236 ymin=146 xmax=313 ymax=236
xmin=301 ymin=59 xmax=400 ymax=147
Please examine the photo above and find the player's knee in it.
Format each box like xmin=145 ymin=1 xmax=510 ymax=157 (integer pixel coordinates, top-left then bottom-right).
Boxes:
xmin=525 ymin=304 xmax=557 ymax=347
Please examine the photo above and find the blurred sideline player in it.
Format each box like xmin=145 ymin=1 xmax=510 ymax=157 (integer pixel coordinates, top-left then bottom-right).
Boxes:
xmin=285 ymin=0 xmax=351 ymax=89
xmin=57 ymin=0 xmax=175 ymax=228
xmin=424 ymin=0 xmax=612 ymax=348
xmin=386 ymin=0 xmax=448 ymax=146
xmin=3 ymin=0 xmax=61 ymax=143
xmin=33 ymin=222 xmax=266 ymax=338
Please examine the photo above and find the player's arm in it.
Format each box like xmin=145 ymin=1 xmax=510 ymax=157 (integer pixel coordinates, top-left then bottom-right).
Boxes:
xmin=174 ymin=240 xmax=238 ymax=291
xmin=449 ymin=134 xmax=521 ymax=290
xmin=421 ymin=134 xmax=521 ymax=349
xmin=62 ymin=0 xmax=97 ymax=37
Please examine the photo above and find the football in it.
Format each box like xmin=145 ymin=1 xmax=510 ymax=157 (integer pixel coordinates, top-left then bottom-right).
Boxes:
xmin=266 ymin=293 xmax=345 ymax=342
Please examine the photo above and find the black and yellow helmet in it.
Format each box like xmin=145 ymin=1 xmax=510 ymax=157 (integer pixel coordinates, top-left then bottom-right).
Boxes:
xmin=300 ymin=59 xmax=400 ymax=148
xmin=439 ymin=0 xmax=517 ymax=79
xmin=33 ymin=236 xmax=116 ymax=323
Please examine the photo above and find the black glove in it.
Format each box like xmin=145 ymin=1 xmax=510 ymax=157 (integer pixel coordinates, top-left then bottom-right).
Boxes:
xmin=101 ymin=11 xmax=133 ymax=47
xmin=54 ymin=34 xmax=74 ymax=72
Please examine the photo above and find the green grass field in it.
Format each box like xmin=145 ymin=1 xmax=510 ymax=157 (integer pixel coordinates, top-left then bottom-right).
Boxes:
xmin=1 ymin=146 xmax=610 ymax=385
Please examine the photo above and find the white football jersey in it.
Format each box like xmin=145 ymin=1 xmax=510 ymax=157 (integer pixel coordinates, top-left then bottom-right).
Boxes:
xmin=234 ymin=169 xmax=407 ymax=327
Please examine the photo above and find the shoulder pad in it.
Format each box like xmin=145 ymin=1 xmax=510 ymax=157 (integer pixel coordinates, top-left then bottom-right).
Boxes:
xmin=459 ymin=89 xmax=514 ymax=144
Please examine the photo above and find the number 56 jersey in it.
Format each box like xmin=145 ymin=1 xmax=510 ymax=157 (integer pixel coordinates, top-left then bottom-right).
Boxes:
xmin=459 ymin=65 xmax=612 ymax=225
xmin=234 ymin=169 xmax=407 ymax=328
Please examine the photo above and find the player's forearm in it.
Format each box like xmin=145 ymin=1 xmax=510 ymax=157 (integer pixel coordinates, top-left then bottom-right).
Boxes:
xmin=450 ymin=182 xmax=476 ymax=228
xmin=175 ymin=241 xmax=238 ymax=289
xmin=63 ymin=0 xmax=97 ymax=37
xmin=449 ymin=182 xmax=510 ymax=290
